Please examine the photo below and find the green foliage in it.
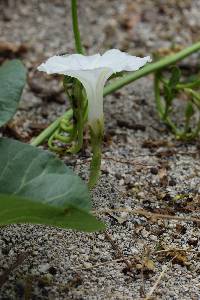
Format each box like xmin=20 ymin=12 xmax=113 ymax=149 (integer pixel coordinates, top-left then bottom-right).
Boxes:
xmin=154 ymin=66 xmax=200 ymax=140
xmin=0 ymin=194 xmax=104 ymax=231
xmin=169 ymin=67 xmax=181 ymax=88
xmin=48 ymin=77 xmax=88 ymax=154
xmin=0 ymin=138 xmax=105 ymax=231
xmin=0 ymin=138 xmax=89 ymax=210
xmin=0 ymin=60 xmax=26 ymax=127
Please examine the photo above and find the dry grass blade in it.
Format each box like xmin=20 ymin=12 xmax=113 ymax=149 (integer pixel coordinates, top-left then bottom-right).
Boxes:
xmin=73 ymin=247 xmax=199 ymax=272
xmin=74 ymin=257 xmax=124 ymax=271
xmin=102 ymin=156 xmax=154 ymax=167
xmin=144 ymin=256 xmax=177 ymax=300
xmin=155 ymin=248 xmax=199 ymax=255
xmin=93 ymin=208 xmax=200 ymax=223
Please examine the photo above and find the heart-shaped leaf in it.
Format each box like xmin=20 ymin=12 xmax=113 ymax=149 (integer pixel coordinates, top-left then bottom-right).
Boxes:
xmin=0 ymin=60 xmax=26 ymax=127
xmin=0 ymin=194 xmax=104 ymax=231
xmin=0 ymin=138 xmax=89 ymax=210
xmin=0 ymin=138 xmax=105 ymax=231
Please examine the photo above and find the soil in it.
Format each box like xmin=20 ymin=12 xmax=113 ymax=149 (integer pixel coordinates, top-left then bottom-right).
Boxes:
xmin=0 ymin=0 xmax=200 ymax=299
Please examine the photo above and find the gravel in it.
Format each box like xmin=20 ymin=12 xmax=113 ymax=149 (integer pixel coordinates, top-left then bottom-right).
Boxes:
xmin=0 ymin=0 xmax=200 ymax=299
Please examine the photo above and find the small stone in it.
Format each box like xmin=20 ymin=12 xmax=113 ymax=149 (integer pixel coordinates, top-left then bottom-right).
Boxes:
xmin=141 ymin=229 xmax=149 ymax=238
xmin=150 ymin=167 xmax=158 ymax=175
xmin=169 ymin=179 xmax=176 ymax=186
xmin=136 ymin=263 xmax=142 ymax=269
xmin=137 ymin=191 xmax=145 ymax=198
xmin=119 ymin=179 xmax=124 ymax=185
xmin=83 ymin=262 xmax=92 ymax=268
xmin=92 ymin=247 xmax=100 ymax=254
xmin=168 ymin=222 xmax=175 ymax=229
xmin=130 ymin=247 xmax=139 ymax=254
xmin=38 ymin=263 xmax=50 ymax=273
xmin=2 ymin=247 xmax=10 ymax=255
xmin=188 ymin=238 xmax=198 ymax=246
xmin=149 ymin=235 xmax=157 ymax=241
xmin=48 ymin=266 xmax=57 ymax=275
xmin=115 ymin=173 xmax=123 ymax=180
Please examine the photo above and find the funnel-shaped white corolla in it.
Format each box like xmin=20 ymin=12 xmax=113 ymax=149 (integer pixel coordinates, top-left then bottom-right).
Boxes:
xmin=38 ymin=49 xmax=151 ymax=133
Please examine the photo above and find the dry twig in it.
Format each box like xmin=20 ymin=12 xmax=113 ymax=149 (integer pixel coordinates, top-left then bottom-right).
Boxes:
xmin=104 ymin=231 xmax=132 ymax=269
xmin=93 ymin=207 xmax=200 ymax=224
xmin=0 ymin=251 xmax=31 ymax=288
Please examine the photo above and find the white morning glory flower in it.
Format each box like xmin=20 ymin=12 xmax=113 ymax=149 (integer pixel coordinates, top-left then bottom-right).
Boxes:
xmin=38 ymin=49 xmax=151 ymax=133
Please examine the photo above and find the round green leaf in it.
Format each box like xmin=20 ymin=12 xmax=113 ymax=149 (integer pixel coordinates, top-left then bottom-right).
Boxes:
xmin=0 ymin=60 xmax=26 ymax=127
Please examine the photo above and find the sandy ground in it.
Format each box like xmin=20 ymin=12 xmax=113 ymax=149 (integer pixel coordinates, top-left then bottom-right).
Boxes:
xmin=0 ymin=0 xmax=200 ymax=299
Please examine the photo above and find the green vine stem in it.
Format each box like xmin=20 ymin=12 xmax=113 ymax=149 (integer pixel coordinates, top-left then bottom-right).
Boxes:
xmin=68 ymin=80 xmax=86 ymax=153
xmin=31 ymin=41 xmax=200 ymax=147
xmin=154 ymin=72 xmax=164 ymax=118
xmin=88 ymin=124 xmax=103 ymax=189
xmin=30 ymin=110 xmax=73 ymax=146
xmin=104 ymin=41 xmax=200 ymax=96
xmin=154 ymin=73 xmax=178 ymax=135
xmin=71 ymin=0 xmax=84 ymax=54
